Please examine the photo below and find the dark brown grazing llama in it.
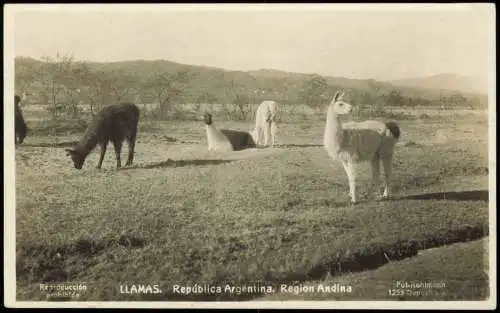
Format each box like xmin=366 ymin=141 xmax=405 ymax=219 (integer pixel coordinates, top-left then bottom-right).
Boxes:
xmin=15 ymin=95 xmax=28 ymax=144
xmin=66 ymin=103 xmax=140 ymax=170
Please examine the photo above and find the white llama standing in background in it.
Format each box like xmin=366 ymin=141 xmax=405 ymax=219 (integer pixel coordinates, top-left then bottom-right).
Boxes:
xmin=251 ymin=100 xmax=278 ymax=147
xmin=323 ymin=91 xmax=401 ymax=204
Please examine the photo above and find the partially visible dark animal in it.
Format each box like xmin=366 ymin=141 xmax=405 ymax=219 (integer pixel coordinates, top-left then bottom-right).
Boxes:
xmin=66 ymin=103 xmax=140 ymax=170
xmin=15 ymin=95 xmax=28 ymax=144
xmin=220 ymin=129 xmax=257 ymax=151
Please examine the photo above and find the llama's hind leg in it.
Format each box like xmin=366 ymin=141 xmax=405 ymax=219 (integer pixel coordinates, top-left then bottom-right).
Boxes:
xmin=381 ymin=156 xmax=393 ymax=199
xmin=125 ymin=130 xmax=137 ymax=166
xmin=112 ymin=140 xmax=123 ymax=169
xmin=370 ymin=156 xmax=381 ymax=200
xmin=125 ymin=139 xmax=135 ymax=166
xmin=341 ymin=159 xmax=357 ymax=204
xmin=253 ymin=127 xmax=261 ymax=147
xmin=97 ymin=142 xmax=108 ymax=169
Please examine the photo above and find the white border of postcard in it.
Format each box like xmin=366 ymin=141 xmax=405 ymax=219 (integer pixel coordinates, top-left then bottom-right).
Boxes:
xmin=4 ymin=3 xmax=496 ymax=310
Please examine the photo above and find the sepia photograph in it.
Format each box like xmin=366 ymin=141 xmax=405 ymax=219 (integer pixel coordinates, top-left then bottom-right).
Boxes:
xmin=4 ymin=3 xmax=496 ymax=309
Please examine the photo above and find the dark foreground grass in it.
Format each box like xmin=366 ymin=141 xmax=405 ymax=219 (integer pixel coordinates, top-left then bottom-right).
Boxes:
xmin=14 ymin=117 xmax=490 ymax=301
xmin=257 ymin=238 xmax=490 ymax=301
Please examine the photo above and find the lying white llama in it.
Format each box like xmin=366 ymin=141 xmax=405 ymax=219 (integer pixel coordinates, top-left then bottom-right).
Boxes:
xmin=323 ymin=91 xmax=401 ymax=204
xmin=204 ymin=112 xmax=257 ymax=152
xmin=204 ymin=112 xmax=234 ymax=152
xmin=251 ymin=100 xmax=277 ymax=147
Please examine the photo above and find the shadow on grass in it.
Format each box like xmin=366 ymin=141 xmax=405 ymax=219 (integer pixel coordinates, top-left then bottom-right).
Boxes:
xmin=161 ymin=136 xmax=178 ymax=143
xmin=397 ymin=190 xmax=488 ymax=201
xmin=18 ymin=141 xmax=80 ymax=148
xmin=278 ymin=144 xmax=323 ymax=148
xmin=121 ymin=158 xmax=234 ymax=170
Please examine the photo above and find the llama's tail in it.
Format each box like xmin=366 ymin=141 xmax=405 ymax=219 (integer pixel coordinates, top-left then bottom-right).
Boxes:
xmin=385 ymin=122 xmax=401 ymax=140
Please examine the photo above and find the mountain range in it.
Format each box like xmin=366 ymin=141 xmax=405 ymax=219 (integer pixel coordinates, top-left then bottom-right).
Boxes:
xmin=15 ymin=56 xmax=488 ymax=103
xmin=389 ymin=73 xmax=488 ymax=95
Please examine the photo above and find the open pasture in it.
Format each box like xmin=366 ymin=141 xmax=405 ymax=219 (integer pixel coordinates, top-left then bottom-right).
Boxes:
xmin=258 ymin=237 xmax=490 ymax=301
xmin=14 ymin=107 xmax=489 ymax=301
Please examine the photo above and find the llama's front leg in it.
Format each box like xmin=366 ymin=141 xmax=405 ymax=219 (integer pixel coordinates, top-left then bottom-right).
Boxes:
xmin=382 ymin=156 xmax=393 ymax=199
xmin=113 ymin=140 xmax=123 ymax=169
xmin=253 ymin=127 xmax=261 ymax=147
xmin=270 ymin=122 xmax=276 ymax=147
xmin=370 ymin=156 xmax=381 ymax=200
xmin=263 ymin=124 xmax=270 ymax=147
xmin=342 ymin=160 xmax=357 ymax=204
xmin=97 ymin=142 xmax=108 ymax=169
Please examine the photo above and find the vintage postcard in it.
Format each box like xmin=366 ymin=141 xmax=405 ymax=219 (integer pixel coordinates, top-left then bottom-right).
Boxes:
xmin=4 ymin=3 xmax=496 ymax=309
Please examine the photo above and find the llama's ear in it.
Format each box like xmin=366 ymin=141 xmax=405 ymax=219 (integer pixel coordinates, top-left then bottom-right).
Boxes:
xmin=335 ymin=91 xmax=345 ymax=101
xmin=333 ymin=91 xmax=341 ymax=103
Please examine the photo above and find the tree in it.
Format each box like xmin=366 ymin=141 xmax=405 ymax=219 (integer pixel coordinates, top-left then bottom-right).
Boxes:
xmin=196 ymin=91 xmax=218 ymax=104
xmin=37 ymin=53 xmax=74 ymax=118
xmin=108 ymin=69 xmax=137 ymax=104
xmin=299 ymin=75 xmax=328 ymax=107
xmin=141 ymin=70 xmax=193 ymax=118
xmin=367 ymin=79 xmax=381 ymax=95
xmin=70 ymin=62 xmax=98 ymax=115
xmin=14 ymin=59 xmax=38 ymax=100
xmin=386 ymin=89 xmax=404 ymax=106
xmin=223 ymin=78 xmax=253 ymax=120
xmin=77 ymin=67 xmax=138 ymax=115
xmin=233 ymin=92 xmax=251 ymax=120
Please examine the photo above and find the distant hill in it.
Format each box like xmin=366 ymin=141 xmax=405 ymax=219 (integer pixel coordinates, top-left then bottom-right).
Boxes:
xmin=389 ymin=73 xmax=488 ymax=95
xmin=15 ymin=56 xmax=488 ymax=109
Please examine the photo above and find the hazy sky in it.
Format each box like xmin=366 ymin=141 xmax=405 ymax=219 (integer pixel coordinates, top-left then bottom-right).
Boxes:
xmin=9 ymin=4 xmax=494 ymax=81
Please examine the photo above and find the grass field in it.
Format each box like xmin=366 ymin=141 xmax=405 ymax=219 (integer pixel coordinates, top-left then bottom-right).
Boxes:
xmin=257 ymin=237 xmax=489 ymax=301
xmin=14 ymin=107 xmax=490 ymax=301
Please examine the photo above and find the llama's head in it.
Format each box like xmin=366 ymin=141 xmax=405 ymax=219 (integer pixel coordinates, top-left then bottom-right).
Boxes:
xmin=14 ymin=95 xmax=21 ymax=105
xmin=66 ymin=149 xmax=85 ymax=170
xmin=203 ymin=112 xmax=213 ymax=125
xmin=328 ymin=91 xmax=353 ymax=115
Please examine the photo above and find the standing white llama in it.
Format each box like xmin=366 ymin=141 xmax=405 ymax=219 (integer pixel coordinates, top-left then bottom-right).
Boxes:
xmin=251 ymin=100 xmax=278 ymax=147
xmin=323 ymin=91 xmax=401 ymax=204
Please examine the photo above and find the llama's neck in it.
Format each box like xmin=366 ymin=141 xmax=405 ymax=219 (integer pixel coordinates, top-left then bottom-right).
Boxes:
xmin=75 ymin=130 xmax=100 ymax=157
xmin=323 ymin=107 xmax=343 ymax=152
xmin=206 ymin=123 xmax=215 ymax=135
xmin=206 ymin=124 xmax=219 ymax=144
